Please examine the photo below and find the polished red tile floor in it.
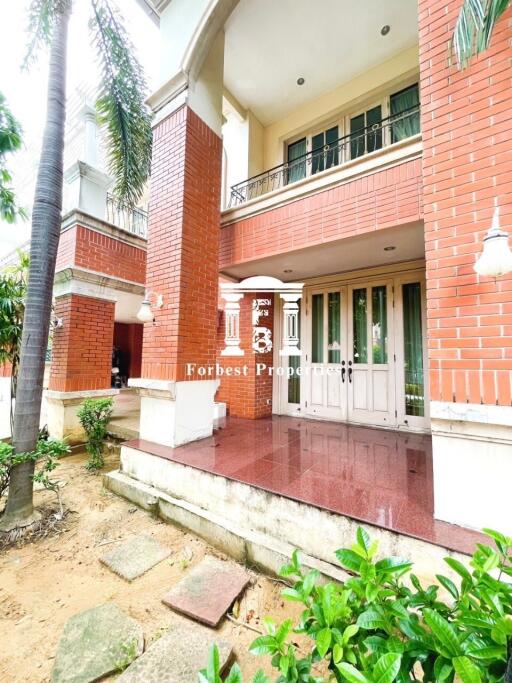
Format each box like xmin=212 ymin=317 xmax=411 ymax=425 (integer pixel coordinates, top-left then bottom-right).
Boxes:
xmin=125 ymin=415 xmax=484 ymax=555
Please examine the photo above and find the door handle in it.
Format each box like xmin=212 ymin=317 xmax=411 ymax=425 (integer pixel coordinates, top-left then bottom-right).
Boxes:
xmin=348 ymin=360 xmax=353 ymax=383
xmin=341 ymin=360 xmax=346 ymax=383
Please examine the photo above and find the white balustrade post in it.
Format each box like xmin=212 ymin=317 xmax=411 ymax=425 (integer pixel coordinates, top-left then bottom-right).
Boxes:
xmin=279 ymin=293 xmax=302 ymax=356
xmin=221 ymin=292 xmax=245 ymax=356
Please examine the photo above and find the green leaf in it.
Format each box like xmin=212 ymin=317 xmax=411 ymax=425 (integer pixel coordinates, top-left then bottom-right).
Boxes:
xmin=335 ymin=549 xmax=364 ymax=573
xmin=336 ymin=663 xmax=371 ymax=683
xmin=434 ymin=655 xmax=453 ymax=682
xmin=275 ymin=619 xmax=292 ymax=646
xmin=436 ymin=574 xmax=459 ymax=600
xmin=302 ymin=570 xmax=319 ymax=596
xmin=466 ymin=645 xmax=507 ymax=660
xmin=372 ymin=652 xmax=402 ymax=683
xmin=357 ymin=608 xmax=388 ymax=632
xmin=452 ymin=656 xmax=482 ymax=683
xmin=225 ymin=663 xmax=243 ymax=683
xmin=249 ymin=635 xmax=276 ymax=655
xmin=316 ymin=627 xmax=331 ymax=658
xmin=357 ymin=526 xmax=372 ymax=554
xmin=444 ymin=557 xmax=472 ymax=586
xmin=423 ymin=609 xmax=462 ymax=657
xmin=343 ymin=624 xmax=359 ymax=644
xmin=281 ymin=587 xmax=303 ymax=602
xmin=207 ymin=644 xmax=220 ymax=681
xmin=252 ymin=671 xmax=269 ymax=683
xmin=375 ymin=557 xmax=412 ymax=576
xmin=333 ymin=643 xmax=343 ymax=664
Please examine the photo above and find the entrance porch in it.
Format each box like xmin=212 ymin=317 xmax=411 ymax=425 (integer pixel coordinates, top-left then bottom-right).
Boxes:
xmin=106 ymin=415 xmax=484 ymax=581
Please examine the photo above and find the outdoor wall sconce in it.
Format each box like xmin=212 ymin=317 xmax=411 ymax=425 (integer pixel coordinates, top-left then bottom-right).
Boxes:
xmin=52 ymin=317 xmax=64 ymax=330
xmin=474 ymin=207 xmax=512 ymax=278
xmin=137 ymin=291 xmax=163 ymax=323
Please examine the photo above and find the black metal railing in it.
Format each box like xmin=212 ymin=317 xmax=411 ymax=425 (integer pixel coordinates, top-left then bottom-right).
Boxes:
xmin=228 ymin=105 xmax=420 ymax=208
xmin=106 ymin=193 xmax=149 ymax=238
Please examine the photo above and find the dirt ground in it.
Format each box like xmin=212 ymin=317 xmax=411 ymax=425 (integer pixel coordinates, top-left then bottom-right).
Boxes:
xmin=0 ymin=448 xmax=306 ymax=683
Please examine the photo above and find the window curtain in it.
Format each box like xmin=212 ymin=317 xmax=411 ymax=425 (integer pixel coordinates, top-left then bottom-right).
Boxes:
xmin=287 ymin=138 xmax=307 ymax=184
xmin=312 ymin=294 xmax=324 ymax=363
xmin=391 ymin=84 xmax=420 ymax=143
xmin=328 ymin=292 xmax=341 ymax=363
xmin=402 ymin=283 xmax=424 ymax=417
xmin=352 ymin=289 xmax=367 ymax=363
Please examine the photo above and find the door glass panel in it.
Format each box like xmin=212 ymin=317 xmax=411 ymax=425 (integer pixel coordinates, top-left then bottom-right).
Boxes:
xmin=352 ymin=288 xmax=367 ymax=363
xmin=328 ymin=292 xmax=341 ymax=363
xmin=287 ymin=138 xmax=306 ymax=184
xmin=350 ymin=114 xmax=365 ymax=159
xmin=312 ymin=294 xmax=324 ymax=363
xmin=287 ymin=300 xmax=301 ymax=403
xmin=403 ymin=283 xmax=424 ymax=417
xmin=391 ymin=83 xmax=420 ymax=143
xmin=366 ymin=105 xmax=382 ymax=153
xmin=372 ymin=286 xmax=387 ymax=364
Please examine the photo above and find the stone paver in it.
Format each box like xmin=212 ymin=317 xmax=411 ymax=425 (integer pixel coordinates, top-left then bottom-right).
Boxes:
xmin=100 ymin=534 xmax=170 ymax=581
xmin=162 ymin=555 xmax=250 ymax=627
xmin=118 ymin=618 xmax=233 ymax=682
xmin=51 ymin=603 xmax=143 ymax=683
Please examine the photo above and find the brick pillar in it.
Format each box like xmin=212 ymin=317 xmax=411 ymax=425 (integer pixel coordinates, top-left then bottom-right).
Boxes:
xmin=216 ymin=292 xmax=274 ymax=419
xmin=132 ymin=105 xmax=223 ymax=447
xmin=47 ymin=293 xmax=117 ymax=443
xmin=49 ymin=294 xmax=114 ymax=392
xmin=419 ymin=1 xmax=512 ymax=532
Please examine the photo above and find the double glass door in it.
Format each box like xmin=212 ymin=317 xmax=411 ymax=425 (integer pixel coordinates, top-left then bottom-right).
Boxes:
xmin=283 ymin=275 xmax=427 ymax=431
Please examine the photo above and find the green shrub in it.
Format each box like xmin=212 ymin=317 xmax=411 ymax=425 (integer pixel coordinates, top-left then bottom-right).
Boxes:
xmin=202 ymin=528 xmax=512 ymax=683
xmin=0 ymin=438 xmax=70 ymax=516
xmin=77 ymin=397 xmax=114 ymax=471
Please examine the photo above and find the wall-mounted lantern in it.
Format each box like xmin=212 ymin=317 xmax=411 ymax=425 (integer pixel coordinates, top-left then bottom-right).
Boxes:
xmin=474 ymin=207 xmax=512 ymax=278
xmin=137 ymin=291 xmax=163 ymax=323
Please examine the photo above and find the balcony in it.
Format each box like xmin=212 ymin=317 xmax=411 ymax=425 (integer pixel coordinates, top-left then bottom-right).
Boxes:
xmin=106 ymin=193 xmax=149 ymax=239
xmin=227 ymin=105 xmax=420 ymax=209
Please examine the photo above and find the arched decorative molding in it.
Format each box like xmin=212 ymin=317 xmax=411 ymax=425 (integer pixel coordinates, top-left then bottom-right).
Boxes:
xmin=148 ymin=0 xmax=239 ymax=115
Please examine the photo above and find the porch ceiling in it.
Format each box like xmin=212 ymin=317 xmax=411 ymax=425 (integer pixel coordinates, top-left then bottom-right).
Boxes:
xmin=224 ymin=0 xmax=419 ymax=125
xmin=221 ymin=221 xmax=425 ymax=282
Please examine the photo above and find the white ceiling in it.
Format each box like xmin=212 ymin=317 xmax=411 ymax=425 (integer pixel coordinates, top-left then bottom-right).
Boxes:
xmin=224 ymin=0 xmax=419 ymax=125
xmin=222 ymin=222 xmax=425 ymax=282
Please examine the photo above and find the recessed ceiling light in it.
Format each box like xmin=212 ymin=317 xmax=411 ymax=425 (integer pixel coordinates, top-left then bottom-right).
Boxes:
xmin=284 ymin=269 xmax=293 ymax=273
xmin=296 ymin=77 xmax=305 ymax=86
xmin=384 ymin=246 xmax=396 ymax=251
xmin=381 ymin=25 xmax=390 ymax=36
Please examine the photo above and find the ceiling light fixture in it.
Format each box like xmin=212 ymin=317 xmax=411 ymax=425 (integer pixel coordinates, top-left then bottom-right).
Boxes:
xmin=474 ymin=206 xmax=512 ymax=277
xmin=384 ymin=246 xmax=396 ymax=252
xmin=283 ymin=269 xmax=293 ymax=273
xmin=296 ymin=77 xmax=305 ymax=86
xmin=381 ymin=25 xmax=390 ymax=36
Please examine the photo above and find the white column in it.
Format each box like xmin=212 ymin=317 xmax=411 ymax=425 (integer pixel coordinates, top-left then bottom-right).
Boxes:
xmin=221 ymin=292 xmax=244 ymax=356
xmin=279 ymin=293 xmax=301 ymax=356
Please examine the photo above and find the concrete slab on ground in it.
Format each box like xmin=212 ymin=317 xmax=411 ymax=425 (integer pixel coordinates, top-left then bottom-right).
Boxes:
xmin=100 ymin=534 xmax=170 ymax=581
xmin=162 ymin=555 xmax=250 ymax=627
xmin=51 ymin=603 xmax=143 ymax=683
xmin=118 ymin=618 xmax=233 ymax=682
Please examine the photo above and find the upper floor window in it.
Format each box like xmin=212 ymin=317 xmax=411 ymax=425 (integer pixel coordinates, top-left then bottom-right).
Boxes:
xmin=285 ymin=82 xmax=420 ymax=185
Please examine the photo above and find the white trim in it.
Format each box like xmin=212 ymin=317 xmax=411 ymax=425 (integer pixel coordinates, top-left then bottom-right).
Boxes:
xmin=430 ymin=401 xmax=512 ymax=428
xmin=54 ymin=267 xmax=145 ymax=297
xmin=61 ymin=210 xmax=147 ymax=249
xmin=221 ymin=137 xmax=421 ymax=225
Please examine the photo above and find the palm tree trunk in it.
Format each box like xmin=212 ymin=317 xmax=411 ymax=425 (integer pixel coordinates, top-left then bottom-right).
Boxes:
xmin=0 ymin=6 xmax=70 ymax=531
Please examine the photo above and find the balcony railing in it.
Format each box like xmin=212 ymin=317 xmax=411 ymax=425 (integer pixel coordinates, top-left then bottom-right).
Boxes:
xmin=106 ymin=193 xmax=148 ymax=238
xmin=228 ymin=105 xmax=420 ymax=208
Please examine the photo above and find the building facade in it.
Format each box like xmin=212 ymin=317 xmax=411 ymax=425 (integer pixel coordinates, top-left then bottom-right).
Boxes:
xmin=52 ymin=0 xmax=512 ymax=536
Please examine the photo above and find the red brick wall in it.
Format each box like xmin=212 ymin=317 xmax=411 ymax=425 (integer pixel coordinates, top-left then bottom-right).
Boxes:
xmin=419 ymin=1 xmax=512 ymax=406
xmin=141 ymin=105 xmax=222 ymax=382
xmin=49 ymin=294 xmax=114 ymax=392
xmin=220 ymin=157 xmax=422 ymax=269
xmin=56 ymin=224 xmax=146 ymax=285
xmin=216 ymin=293 xmax=274 ymax=418
xmin=0 ymin=363 xmax=12 ymax=378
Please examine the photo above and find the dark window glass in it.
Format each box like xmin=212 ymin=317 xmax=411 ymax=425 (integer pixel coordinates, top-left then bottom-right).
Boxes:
xmin=390 ymin=84 xmax=420 ymax=143
xmin=287 ymin=138 xmax=307 ymax=183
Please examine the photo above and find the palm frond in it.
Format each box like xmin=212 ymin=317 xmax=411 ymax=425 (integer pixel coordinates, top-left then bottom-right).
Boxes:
xmin=24 ymin=0 xmax=72 ymax=69
xmin=452 ymin=0 xmax=510 ymax=68
xmin=89 ymin=0 xmax=152 ymax=207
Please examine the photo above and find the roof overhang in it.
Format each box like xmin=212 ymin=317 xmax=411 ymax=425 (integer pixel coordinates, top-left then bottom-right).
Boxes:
xmin=133 ymin=0 xmax=167 ymax=24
